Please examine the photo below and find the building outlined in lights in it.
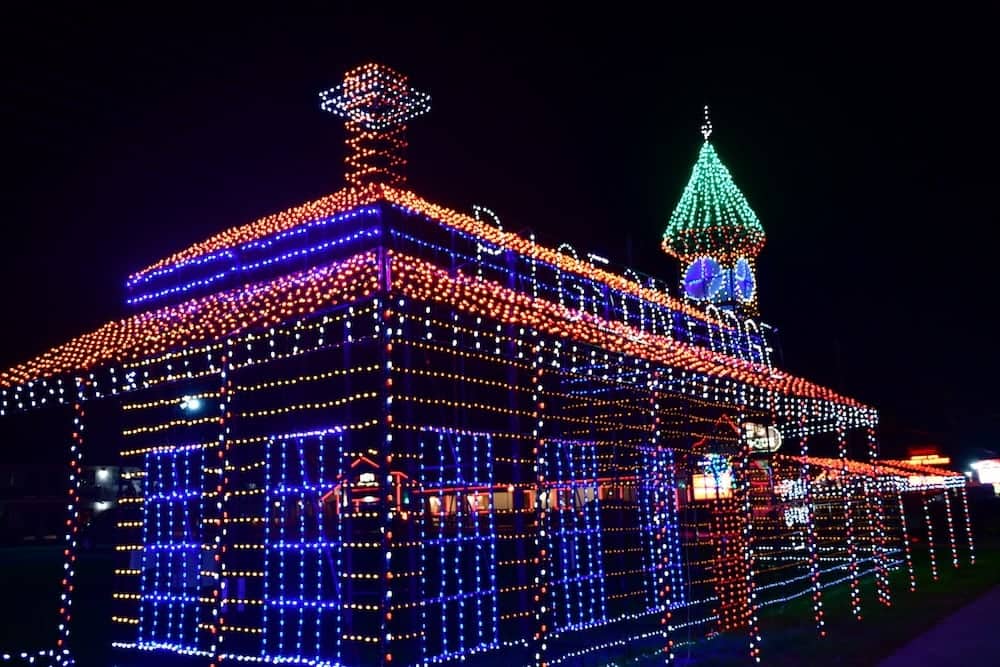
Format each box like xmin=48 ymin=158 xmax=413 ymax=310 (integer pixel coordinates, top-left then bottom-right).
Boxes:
xmin=0 ymin=64 xmax=976 ymax=667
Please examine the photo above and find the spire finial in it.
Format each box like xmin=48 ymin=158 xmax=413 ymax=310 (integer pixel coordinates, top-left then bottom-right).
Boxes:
xmin=700 ymin=104 xmax=713 ymax=140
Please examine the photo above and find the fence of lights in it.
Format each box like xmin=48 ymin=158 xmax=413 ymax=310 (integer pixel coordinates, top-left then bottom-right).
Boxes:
xmin=0 ymin=65 xmax=978 ymax=667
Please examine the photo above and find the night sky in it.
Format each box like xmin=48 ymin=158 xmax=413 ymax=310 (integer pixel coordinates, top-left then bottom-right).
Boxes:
xmin=1 ymin=8 xmax=996 ymax=463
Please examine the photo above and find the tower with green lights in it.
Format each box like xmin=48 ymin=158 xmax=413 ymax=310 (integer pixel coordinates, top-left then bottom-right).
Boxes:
xmin=662 ymin=107 xmax=766 ymax=314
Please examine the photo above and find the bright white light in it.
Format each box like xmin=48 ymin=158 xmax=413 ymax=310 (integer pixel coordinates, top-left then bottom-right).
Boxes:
xmin=971 ymin=460 xmax=1000 ymax=494
xmin=775 ymin=478 xmax=807 ymax=501
xmin=95 ymin=468 xmax=110 ymax=483
xmin=93 ymin=501 xmax=113 ymax=513
xmin=784 ymin=506 xmax=809 ymax=527
xmin=180 ymin=396 xmax=202 ymax=412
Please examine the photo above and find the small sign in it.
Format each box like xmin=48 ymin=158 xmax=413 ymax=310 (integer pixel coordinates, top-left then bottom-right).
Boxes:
xmin=743 ymin=422 xmax=782 ymax=453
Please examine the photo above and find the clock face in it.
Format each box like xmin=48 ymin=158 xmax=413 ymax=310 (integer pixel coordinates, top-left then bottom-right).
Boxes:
xmin=733 ymin=257 xmax=756 ymax=302
xmin=684 ymin=257 xmax=723 ymax=301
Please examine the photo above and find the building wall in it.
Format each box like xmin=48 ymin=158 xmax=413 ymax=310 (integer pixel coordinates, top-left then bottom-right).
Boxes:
xmin=97 ymin=204 xmax=893 ymax=666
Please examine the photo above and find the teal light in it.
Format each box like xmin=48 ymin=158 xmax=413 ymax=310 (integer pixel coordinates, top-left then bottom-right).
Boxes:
xmin=662 ymin=140 xmax=765 ymax=263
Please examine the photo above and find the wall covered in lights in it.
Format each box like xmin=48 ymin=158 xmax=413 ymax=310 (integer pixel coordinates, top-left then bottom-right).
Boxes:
xmin=0 ymin=65 xmax=975 ymax=667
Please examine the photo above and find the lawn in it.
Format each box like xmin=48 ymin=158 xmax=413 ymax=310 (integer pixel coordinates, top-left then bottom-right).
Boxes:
xmin=2 ymin=526 xmax=998 ymax=666
xmin=0 ymin=545 xmax=115 ymax=666
xmin=613 ymin=538 xmax=1000 ymax=666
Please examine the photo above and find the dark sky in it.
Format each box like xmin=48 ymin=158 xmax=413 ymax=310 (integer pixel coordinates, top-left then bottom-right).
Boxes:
xmin=1 ymin=7 xmax=997 ymax=462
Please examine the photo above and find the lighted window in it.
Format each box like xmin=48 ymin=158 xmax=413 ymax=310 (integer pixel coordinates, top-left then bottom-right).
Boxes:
xmin=691 ymin=472 xmax=733 ymax=500
xmin=466 ymin=493 xmax=489 ymax=514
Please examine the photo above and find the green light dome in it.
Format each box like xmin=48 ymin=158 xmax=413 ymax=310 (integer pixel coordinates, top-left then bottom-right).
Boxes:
xmin=661 ymin=140 xmax=766 ymax=263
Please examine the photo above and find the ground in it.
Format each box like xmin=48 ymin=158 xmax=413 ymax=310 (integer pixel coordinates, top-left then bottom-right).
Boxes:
xmin=621 ymin=495 xmax=1000 ymax=666
xmin=2 ymin=500 xmax=999 ymax=666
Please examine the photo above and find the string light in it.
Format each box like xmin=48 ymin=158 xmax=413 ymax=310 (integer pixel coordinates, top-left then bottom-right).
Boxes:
xmin=959 ymin=486 xmax=976 ymax=565
xmin=663 ymin=113 xmax=766 ymax=313
xmin=0 ymin=63 xmax=978 ymax=667
xmin=0 ymin=252 xmax=381 ymax=387
xmin=319 ymin=63 xmax=431 ymax=188
xmin=922 ymin=494 xmax=939 ymax=582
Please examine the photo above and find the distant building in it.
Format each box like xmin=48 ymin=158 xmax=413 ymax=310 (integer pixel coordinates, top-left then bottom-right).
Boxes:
xmin=0 ymin=464 xmax=137 ymax=545
xmin=0 ymin=464 xmax=65 ymax=544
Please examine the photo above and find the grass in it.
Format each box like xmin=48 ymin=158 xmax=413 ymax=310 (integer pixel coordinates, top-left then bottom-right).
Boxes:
xmin=623 ymin=539 xmax=1000 ymax=666
xmin=3 ymin=528 xmax=999 ymax=666
xmin=0 ymin=546 xmax=115 ymax=666
xmin=0 ymin=546 xmax=64 ymax=651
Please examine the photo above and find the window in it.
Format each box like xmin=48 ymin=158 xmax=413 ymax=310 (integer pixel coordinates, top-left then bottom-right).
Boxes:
xmin=691 ymin=472 xmax=733 ymax=501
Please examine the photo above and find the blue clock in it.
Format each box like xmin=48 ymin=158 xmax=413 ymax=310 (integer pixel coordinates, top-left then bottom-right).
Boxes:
xmin=684 ymin=257 xmax=723 ymax=301
xmin=733 ymin=257 xmax=756 ymax=302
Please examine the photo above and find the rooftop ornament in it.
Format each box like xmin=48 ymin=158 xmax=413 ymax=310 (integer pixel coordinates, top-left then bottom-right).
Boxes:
xmin=319 ymin=63 xmax=431 ymax=189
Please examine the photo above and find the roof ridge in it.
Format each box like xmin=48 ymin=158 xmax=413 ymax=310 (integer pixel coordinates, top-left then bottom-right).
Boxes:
xmin=129 ymin=183 xmax=386 ymax=284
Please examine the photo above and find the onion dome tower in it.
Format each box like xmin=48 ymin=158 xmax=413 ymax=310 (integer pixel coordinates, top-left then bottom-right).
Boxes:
xmin=662 ymin=106 xmax=766 ymax=313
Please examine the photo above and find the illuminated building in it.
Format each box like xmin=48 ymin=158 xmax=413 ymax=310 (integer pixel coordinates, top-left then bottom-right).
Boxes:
xmin=0 ymin=64 xmax=976 ymax=666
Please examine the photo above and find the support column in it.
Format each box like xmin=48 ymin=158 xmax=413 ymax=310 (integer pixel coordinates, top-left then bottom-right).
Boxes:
xmin=921 ymin=493 xmax=939 ymax=582
xmin=647 ymin=372 xmax=674 ymax=666
xmin=835 ymin=407 xmax=861 ymax=620
xmin=942 ymin=489 xmax=960 ymax=569
xmin=58 ymin=378 xmax=88 ymax=663
xmin=210 ymin=340 xmax=234 ymax=667
xmin=796 ymin=400 xmax=825 ymax=638
xmin=897 ymin=488 xmax=917 ymax=592
xmin=959 ymin=486 xmax=976 ymax=565
xmin=379 ymin=297 xmax=397 ymax=666
xmin=866 ymin=424 xmax=892 ymax=607
xmin=731 ymin=406 xmax=761 ymax=664
xmin=530 ymin=336 xmax=551 ymax=667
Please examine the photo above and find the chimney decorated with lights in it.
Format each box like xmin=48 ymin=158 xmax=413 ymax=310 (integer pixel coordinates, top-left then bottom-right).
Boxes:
xmin=320 ymin=63 xmax=431 ymax=188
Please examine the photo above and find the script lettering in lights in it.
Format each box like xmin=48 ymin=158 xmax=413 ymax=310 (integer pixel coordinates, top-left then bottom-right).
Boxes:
xmin=743 ymin=422 xmax=782 ymax=454
xmin=907 ymin=454 xmax=952 ymax=466
xmin=774 ymin=478 xmax=807 ymax=502
xmin=906 ymin=475 xmax=963 ymax=491
xmin=783 ymin=505 xmax=809 ymax=528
